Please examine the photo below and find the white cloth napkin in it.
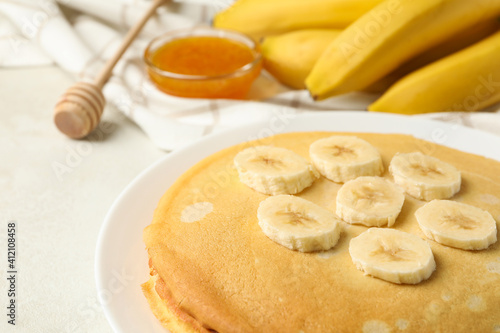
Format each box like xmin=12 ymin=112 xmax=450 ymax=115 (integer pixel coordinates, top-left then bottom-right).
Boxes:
xmin=1 ymin=0 xmax=499 ymax=150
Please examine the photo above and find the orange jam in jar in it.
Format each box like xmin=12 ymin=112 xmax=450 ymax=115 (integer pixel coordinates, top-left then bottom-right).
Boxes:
xmin=144 ymin=28 xmax=262 ymax=99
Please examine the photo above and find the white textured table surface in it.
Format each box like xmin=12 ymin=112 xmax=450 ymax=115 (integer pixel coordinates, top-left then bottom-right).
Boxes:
xmin=0 ymin=66 xmax=165 ymax=333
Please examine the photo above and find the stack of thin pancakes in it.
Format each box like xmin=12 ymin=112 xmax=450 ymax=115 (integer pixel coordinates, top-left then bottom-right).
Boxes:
xmin=143 ymin=132 xmax=500 ymax=333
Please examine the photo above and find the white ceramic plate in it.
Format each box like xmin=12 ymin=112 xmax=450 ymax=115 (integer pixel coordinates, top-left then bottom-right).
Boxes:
xmin=95 ymin=111 xmax=500 ymax=333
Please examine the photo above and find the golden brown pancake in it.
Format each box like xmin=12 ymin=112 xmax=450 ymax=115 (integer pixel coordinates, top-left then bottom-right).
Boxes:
xmin=142 ymin=132 xmax=500 ymax=333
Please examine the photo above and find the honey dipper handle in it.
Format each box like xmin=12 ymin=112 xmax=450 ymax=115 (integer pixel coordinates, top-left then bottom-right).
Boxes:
xmin=54 ymin=0 xmax=168 ymax=139
xmin=94 ymin=0 xmax=168 ymax=88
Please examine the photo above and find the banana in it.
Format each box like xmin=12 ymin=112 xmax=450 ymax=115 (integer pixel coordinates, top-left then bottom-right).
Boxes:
xmin=364 ymin=17 xmax=500 ymax=94
xmin=389 ymin=152 xmax=461 ymax=201
xmin=257 ymin=194 xmax=342 ymax=252
xmin=369 ymin=29 xmax=500 ymax=113
xmin=306 ymin=0 xmax=500 ymax=100
xmin=262 ymin=17 xmax=500 ymax=93
xmin=349 ymin=228 xmax=436 ymax=284
xmin=309 ymin=135 xmax=383 ymax=183
xmin=262 ymin=29 xmax=342 ymax=89
xmin=336 ymin=176 xmax=405 ymax=227
xmin=262 ymin=18 xmax=500 ymax=92
xmin=213 ymin=0 xmax=384 ymax=39
xmin=234 ymin=146 xmax=319 ymax=195
xmin=415 ymin=200 xmax=498 ymax=250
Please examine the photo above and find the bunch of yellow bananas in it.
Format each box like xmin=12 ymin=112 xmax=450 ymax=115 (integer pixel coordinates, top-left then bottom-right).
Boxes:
xmin=214 ymin=0 xmax=500 ymax=113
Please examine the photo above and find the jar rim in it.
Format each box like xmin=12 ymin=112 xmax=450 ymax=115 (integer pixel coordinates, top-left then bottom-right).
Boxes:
xmin=144 ymin=26 xmax=262 ymax=81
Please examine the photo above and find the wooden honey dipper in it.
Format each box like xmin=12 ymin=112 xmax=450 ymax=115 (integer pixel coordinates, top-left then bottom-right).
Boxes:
xmin=54 ymin=0 xmax=167 ymax=139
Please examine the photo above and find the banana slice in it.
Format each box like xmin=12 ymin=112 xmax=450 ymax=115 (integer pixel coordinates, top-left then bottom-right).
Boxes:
xmin=257 ymin=195 xmax=341 ymax=252
xmin=336 ymin=176 xmax=405 ymax=227
xmin=309 ymin=136 xmax=383 ymax=183
xmin=234 ymin=146 xmax=319 ymax=195
xmin=389 ymin=152 xmax=461 ymax=201
xmin=415 ymin=200 xmax=497 ymax=250
xmin=349 ymin=228 xmax=436 ymax=284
